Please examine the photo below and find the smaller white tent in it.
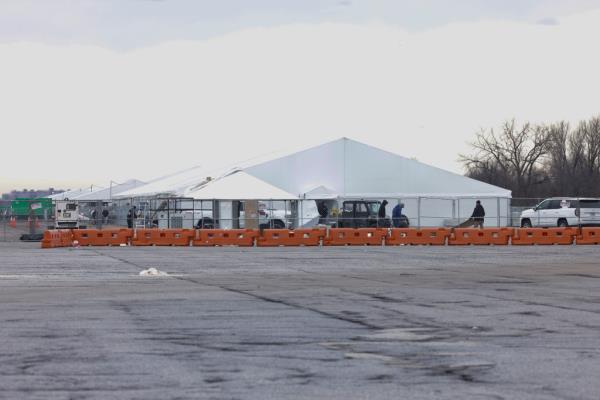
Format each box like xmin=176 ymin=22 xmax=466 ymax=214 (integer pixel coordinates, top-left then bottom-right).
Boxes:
xmin=185 ymin=171 xmax=298 ymax=200
xmin=116 ymin=166 xmax=208 ymax=198
xmin=304 ymin=185 xmax=338 ymax=200
xmin=47 ymin=185 xmax=104 ymax=200
xmin=71 ymin=179 xmax=146 ymax=200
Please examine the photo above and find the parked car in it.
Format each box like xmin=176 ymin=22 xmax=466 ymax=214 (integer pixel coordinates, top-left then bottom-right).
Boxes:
xmin=238 ymin=202 xmax=288 ymax=229
xmin=520 ymin=197 xmax=600 ymax=227
xmin=337 ymin=200 xmax=391 ymax=228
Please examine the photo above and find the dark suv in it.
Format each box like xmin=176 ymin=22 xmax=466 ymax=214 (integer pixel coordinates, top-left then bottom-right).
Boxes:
xmin=337 ymin=200 xmax=391 ymax=228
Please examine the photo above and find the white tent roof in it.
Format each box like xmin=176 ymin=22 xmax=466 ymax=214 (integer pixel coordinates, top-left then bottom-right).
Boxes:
xmin=185 ymin=171 xmax=298 ymax=200
xmin=47 ymin=185 xmax=104 ymax=200
xmin=245 ymin=138 xmax=511 ymax=198
xmin=71 ymin=179 xmax=146 ymax=200
xmin=116 ymin=166 xmax=210 ymax=198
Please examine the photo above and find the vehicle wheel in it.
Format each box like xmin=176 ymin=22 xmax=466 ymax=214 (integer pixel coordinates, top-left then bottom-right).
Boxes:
xmin=272 ymin=219 xmax=285 ymax=229
xmin=521 ymin=219 xmax=532 ymax=228
xmin=557 ymin=218 xmax=568 ymax=228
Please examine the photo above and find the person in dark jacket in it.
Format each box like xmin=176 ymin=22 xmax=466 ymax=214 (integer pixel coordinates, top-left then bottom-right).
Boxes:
xmin=317 ymin=201 xmax=328 ymax=224
xmin=102 ymin=208 xmax=109 ymax=224
xmin=377 ymin=200 xmax=388 ymax=227
xmin=127 ymin=206 xmax=137 ymax=228
xmin=392 ymin=201 xmax=404 ymax=228
xmin=471 ymin=200 xmax=485 ymax=228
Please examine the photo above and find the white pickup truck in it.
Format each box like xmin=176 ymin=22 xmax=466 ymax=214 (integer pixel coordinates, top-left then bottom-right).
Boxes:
xmin=520 ymin=198 xmax=600 ymax=228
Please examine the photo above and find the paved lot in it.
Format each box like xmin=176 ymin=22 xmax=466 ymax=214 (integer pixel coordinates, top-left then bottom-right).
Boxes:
xmin=1 ymin=243 xmax=600 ymax=399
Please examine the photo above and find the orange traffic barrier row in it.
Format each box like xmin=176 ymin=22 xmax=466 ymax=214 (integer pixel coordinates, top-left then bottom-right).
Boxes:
xmin=132 ymin=229 xmax=195 ymax=246
xmin=40 ymin=227 xmax=600 ymax=248
xmin=41 ymin=229 xmax=73 ymax=248
xmin=386 ymin=228 xmax=450 ymax=245
xmin=511 ymin=228 xmax=577 ymax=245
xmin=257 ymin=228 xmax=326 ymax=247
xmin=448 ymin=228 xmax=514 ymax=246
xmin=192 ymin=229 xmax=258 ymax=247
xmin=324 ymin=228 xmax=387 ymax=246
xmin=72 ymin=228 xmax=133 ymax=246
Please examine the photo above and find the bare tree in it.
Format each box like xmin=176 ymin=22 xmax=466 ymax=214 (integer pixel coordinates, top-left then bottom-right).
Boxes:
xmin=569 ymin=116 xmax=600 ymax=195
xmin=545 ymin=121 xmax=573 ymax=194
xmin=460 ymin=120 xmax=550 ymax=197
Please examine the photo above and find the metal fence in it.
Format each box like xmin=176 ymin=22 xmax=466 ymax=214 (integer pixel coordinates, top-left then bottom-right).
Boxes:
xmin=2 ymin=197 xmax=598 ymax=242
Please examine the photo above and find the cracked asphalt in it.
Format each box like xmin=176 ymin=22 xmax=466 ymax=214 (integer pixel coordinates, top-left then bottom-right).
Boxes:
xmin=1 ymin=242 xmax=600 ymax=399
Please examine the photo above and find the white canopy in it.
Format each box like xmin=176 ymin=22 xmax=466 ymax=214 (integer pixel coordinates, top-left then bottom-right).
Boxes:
xmin=185 ymin=171 xmax=298 ymax=200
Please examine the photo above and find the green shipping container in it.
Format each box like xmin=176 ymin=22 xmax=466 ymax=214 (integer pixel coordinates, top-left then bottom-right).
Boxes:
xmin=11 ymin=198 xmax=53 ymax=217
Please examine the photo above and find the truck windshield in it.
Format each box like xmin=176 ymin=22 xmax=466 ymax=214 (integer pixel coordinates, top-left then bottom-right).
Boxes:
xmin=366 ymin=202 xmax=380 ymax=214
xmin=66 ymin=204 xmax=77 ymax=211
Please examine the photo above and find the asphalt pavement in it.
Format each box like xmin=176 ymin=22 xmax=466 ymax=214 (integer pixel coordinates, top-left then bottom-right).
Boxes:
xmin=1 ymin=242 xmax=600 ymax=399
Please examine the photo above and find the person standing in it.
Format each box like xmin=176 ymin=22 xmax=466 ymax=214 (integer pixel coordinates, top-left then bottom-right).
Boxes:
xmin=378 ymin=199 xmax=388 ymax=227
xmin=471 ymin=200 xmax=485 ymax=228
xmin=317 ymin=201 xmax=329 ymax=225
xmin=127 ymin=206 xmax=137 ymax=228
xmin=102 ymin=208 xmax=109 ymax=224
xmin=392 ymin=201 xmax=404 ymax=228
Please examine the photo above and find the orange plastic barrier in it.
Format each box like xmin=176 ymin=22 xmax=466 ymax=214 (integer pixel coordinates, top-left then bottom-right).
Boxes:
xmin=386 ymin=228 xmax=449 ymax=246
xmin=576 ymin=228 xmax=600 ymax=245
xmin=257 ymin=228 xmax=326 ymax=247
xmin=448 ymin=228 xmax=514 ymax=246
xmin=192 ymin=229 xmax=258 ymax=247
xmin=132 ymin=229 xmax=195 ymax=246
xmin=324 ymin=228 xmax=387 ymax=246
xmin=41 ymin=229 xmax=73 ymax=248
xmin=72 ymin=229 xmax=133 ymax=246
xmin=512 ymin=228 xmax=576 ymax=245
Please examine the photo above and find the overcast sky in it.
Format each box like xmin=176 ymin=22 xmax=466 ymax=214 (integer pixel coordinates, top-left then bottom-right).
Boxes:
xmin=2 ymin=0 xmax=600 ymax=193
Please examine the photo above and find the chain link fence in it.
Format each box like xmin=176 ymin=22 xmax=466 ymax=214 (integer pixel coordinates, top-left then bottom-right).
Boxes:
xmin=2 ymin=196 xmax=599 ymax=242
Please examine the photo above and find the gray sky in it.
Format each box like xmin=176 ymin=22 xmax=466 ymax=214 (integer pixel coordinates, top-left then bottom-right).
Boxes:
xmin=2 ymin=0 xmax=600 ymax=193
xmin=2 ymin=0 xmax=600 ymax=49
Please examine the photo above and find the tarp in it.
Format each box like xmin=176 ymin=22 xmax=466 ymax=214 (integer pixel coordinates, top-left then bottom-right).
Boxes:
xmin=185 ymin=171 xmax=298 ymax=200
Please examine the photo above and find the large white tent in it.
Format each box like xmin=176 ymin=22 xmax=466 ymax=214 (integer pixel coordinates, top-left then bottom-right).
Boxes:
xmin=243 ymin=138 xmax=511 ymax=227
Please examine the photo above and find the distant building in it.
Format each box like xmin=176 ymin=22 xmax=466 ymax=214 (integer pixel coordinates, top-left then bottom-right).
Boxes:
xmin=1 ymin=188 xmax=65 ymax=200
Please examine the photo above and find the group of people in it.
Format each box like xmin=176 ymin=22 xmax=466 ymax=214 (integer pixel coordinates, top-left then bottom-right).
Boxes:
xmin=90 ymin=208 xmax=110 ymax=224
xmin=383 ymin=199 xmax=486 ymax=228
xmin=318 ymin=199 xmax=486 ymax=228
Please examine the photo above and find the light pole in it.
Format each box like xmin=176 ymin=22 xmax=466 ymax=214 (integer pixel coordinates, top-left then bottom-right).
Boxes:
xmin=109 ymin=180 xmax=121 ymax=201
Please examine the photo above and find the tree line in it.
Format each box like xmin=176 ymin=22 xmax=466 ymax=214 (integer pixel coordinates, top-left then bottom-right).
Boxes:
xmin=460 ymin=115 xmax=600 ymax=200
